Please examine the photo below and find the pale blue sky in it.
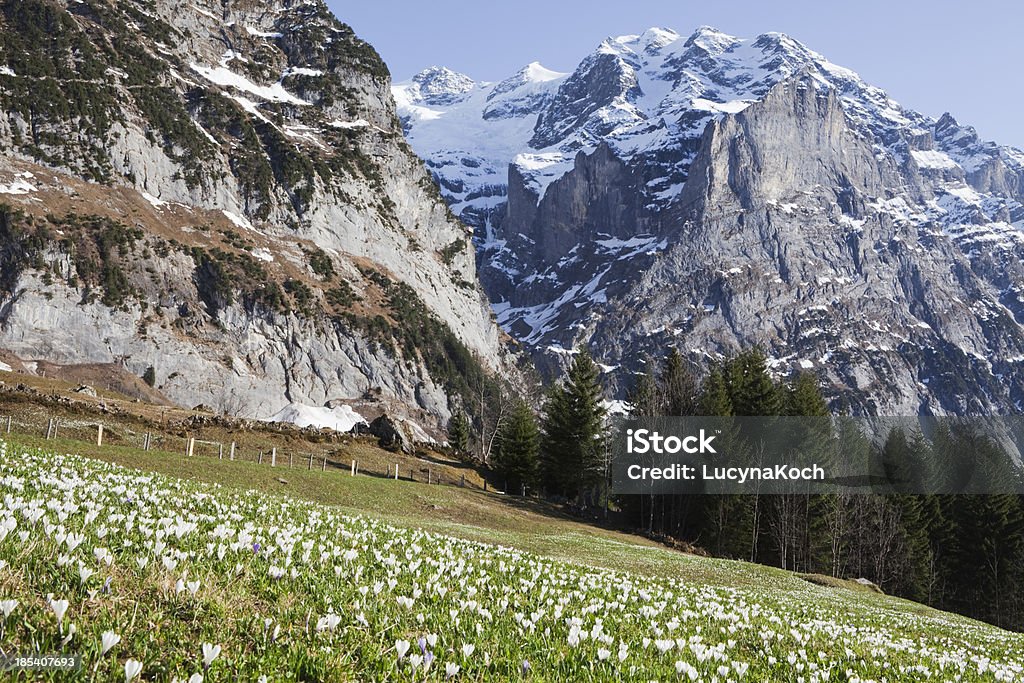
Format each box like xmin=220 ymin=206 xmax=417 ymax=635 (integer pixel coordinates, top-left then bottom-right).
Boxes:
xmin=327 ymin=0 xmax=1023 ymax=149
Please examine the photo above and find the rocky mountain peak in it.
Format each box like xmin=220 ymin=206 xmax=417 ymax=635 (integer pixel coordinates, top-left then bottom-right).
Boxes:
xmin=396 ymin=25 xmax=1024 ymax=415
xmin=600 ymin=27 xmax=682 ymax=57
xmin=680 ymin=25 xmax=742 ymax=54
xmin=408 ymin=66 xmax=476 ymax=105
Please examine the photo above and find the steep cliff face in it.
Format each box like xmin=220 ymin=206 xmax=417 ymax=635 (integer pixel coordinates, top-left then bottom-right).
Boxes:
xmin=397 ymin=27 xmax=1024 ymax=415
xmin=0 ymin=0 xmax=512 ymax=428
xmin=590 ymin=75 xmax=1024 ymax=414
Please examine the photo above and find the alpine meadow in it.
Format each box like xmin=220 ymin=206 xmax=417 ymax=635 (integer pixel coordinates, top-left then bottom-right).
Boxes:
xmin=0 ymin=0 xmax=1023 ymax=681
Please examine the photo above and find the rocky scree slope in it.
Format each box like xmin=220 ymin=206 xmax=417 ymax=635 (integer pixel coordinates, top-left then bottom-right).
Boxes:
xmin=396 ymin=27 xmax=1024 ymax=415
xmin=0 ymin=0 xmax=513 ymax=429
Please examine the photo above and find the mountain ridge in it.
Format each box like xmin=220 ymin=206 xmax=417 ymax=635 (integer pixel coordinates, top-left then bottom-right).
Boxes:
xmin=396 ymin=25 xmax=1024 ymax=415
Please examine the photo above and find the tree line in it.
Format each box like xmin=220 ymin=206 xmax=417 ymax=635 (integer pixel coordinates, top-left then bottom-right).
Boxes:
xmin=448 ymin=347 xmax=1024 ymax=632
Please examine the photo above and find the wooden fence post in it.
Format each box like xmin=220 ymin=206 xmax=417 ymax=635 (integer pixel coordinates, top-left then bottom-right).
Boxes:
xmin=461 ymin=474 xmax=465 ymax=487
xmin=96 ymin=424 xmax=103 ymax=447
xmin=351 ymin=460 xmax=356 ymax=476
xmin=271 ymin=448 xmax=277 ymax=467
xmin=187 ymin=437 xmax=195 ymax=458
xmin=258 ymin=450 xmax=263 ymax=465
xmin=427 ymin=469 xmax=432 ymax=485
xmin=46 ymin=418 xmax=53 ymax=439
xmin=218 ymin=443 xmax=223 ymax=460
xmin=307 ymin=453 xmax=313 ymax=470
xmin=394 ymin=464 xmax=399 ymax=481
xmin=5 ymin=416 xmax=10 ymax=434
xmin=288 ymin=452 xmax=293 ymax=468
xmin=322 ymin=456 xmax=327 ymax=472
xmin=229 ymin=442 xmax=236 ymax=461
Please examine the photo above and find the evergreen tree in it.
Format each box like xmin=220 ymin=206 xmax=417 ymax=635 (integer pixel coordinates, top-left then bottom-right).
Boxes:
xmin=628 ymin=360 xmax=659 ymax=418
xmin=725 ymin=349 xmax=781 ymax=416
xmin=660 ymin=348 xmax=698 ymax=416
xmin=945 ymin=492 xmax=1024 ymax=628
xmin=493 ymin=400 xmax=540 ymax=495
xmin=785 ymin=372 xmax=828 ymax=416
xmin=920 ymin=494 xmax=955 ymax=606
xmin=894 ymin=494 xmax=932 ymax=601
xmin=447 ymin=411 xmax=470 ymax=455
xmin=540 ymin=348 xmax=607 ymax=502
xmin=698 ymin=365 xmax=733 ymax=416
xmin=879 ymin=428 xmax=928 ymax=493
xmin=540 ymin=384 xmax=573 ymax=496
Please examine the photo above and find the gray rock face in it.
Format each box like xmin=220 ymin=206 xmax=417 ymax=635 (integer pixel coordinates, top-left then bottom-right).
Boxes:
xmin=591 ymin=75 xmax=1024 ymax=414
xmin=530 ymin=52 xmax=641 ymax=149
xmin=0 ymin=0 xmax=513 ymax=428
xmin=396 ymin=26 xmax=1024 ymax=416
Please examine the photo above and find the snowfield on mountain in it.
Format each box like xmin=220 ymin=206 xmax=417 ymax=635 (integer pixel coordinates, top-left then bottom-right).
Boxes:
xmin=1 ymin=442 xmax=1023 ymax=681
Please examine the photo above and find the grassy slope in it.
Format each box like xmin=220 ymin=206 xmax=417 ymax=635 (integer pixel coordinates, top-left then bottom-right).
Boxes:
xmin=6 ymin=433 xmax=967 ymax=629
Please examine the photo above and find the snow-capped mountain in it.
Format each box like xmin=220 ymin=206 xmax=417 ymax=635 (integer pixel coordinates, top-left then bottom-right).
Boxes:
xmin=396 ymin=26 xmax=1024 ymax=415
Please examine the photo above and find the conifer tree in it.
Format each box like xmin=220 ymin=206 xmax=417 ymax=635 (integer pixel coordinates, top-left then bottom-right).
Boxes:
xmin=447 ymin=411 xmax=470 ymax=455
xmin=628 ymin=359 xmax=659 ymax=418
xmin=660 ymin=348 xmax=697 ymax=416
xmin=698 ymin=365 xmax=733 ymax=416
xmin=493 ymin=400 xmax=540 ymax=495
xmin=540 ymin=348 xmax=607 ymax=502
xmin=785 ymin=372 xmax=828 ymax=416
xmin=726 ymin=349 xmax=781 ymax=416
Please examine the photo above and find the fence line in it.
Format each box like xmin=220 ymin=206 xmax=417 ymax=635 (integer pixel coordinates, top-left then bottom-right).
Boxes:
xmin=0 ymin=411 xmax=488 ymax=492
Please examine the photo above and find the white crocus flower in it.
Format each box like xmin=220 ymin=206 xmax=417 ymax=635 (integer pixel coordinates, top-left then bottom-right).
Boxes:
xmin=675 ymin=661 xmax=699 ymax=680
xmin=48 ymin=598 xmax=70 ymax=627
xmin=124 ymin=659 xmax=142 ymax=682
xmin=101 ymin=631 xmax=121 ymax=655
xmin=202 ymin=643 xmax=221 ymax=668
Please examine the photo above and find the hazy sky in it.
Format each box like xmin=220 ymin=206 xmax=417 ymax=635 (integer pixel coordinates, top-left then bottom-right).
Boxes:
xmin=326 ymin=0 xmax=1023 ymax=148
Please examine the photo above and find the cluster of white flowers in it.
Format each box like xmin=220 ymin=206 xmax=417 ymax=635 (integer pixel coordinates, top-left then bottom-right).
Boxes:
xmin=0 ymin=443 xmax=1021 ymax=681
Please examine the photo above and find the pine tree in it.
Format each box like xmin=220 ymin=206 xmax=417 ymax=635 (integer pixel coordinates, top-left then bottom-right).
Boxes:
xmin=493 ymin=400 xmax=540 ymax=495
xmin=447 ymin=411 xmax=470 ymax=455
xmin=879 ymin=427 xmax=928 ymax=493
xmin=785 ymin=372 xmax=828 ymax=416
xmin=540 ymin=384 xmax=572 ymax=495
xmin=698 ymin=365 xmax=733 ymax=416
xmin=920 ymin=494 xmax=955 ymax=606
xmin=628 ymin=360 xmax=659 ymax=418
xmin=726 ymin=350 xmax=781 ymax=416
xmin=540 ymin=348 xmax=607 ymax=502
xmin=894 ymin=494 xmax=932 ymax=602
xmin=660 ymin=348 xmax=697 ymax=416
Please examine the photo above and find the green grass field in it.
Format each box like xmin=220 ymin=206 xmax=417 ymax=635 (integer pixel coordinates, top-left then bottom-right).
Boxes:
xmin=1 ymin=438 xmax=1022 ymax=681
